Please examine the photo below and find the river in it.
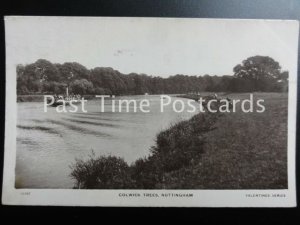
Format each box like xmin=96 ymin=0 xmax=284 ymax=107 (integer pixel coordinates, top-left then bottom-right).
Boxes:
xmin=16 ymin=95 xmax=198 ymax=188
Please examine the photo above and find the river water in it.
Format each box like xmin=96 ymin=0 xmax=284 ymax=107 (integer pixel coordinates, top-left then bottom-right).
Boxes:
xmin=16 ymin=95 xmax=198 ymax=188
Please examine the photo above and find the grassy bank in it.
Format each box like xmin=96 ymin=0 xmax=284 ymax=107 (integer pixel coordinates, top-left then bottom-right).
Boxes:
xmin=176 ymin=92 xmax=227 ymax=101
xmin=162 ymin=93 xmax=288 ymax=189
xmin=70 ymin=93 xmax=288 ymax=189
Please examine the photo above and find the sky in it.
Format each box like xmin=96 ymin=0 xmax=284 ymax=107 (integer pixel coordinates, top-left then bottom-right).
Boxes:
xmin=5 ymin=16 xmax=299 ymax=77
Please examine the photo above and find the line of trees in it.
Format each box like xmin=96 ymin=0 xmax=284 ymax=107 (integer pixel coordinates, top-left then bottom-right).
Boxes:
xmin=17 ymin=56 xmax=288 ymax=95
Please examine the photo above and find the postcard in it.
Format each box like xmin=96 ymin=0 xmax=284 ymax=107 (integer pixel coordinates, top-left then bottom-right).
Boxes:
xmin=2 ymin=16 xmax=299 ymax=207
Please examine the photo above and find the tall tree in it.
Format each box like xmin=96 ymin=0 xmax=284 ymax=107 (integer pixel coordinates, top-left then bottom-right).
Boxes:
xmin=233 ymin=56 xmax=286 ymax=91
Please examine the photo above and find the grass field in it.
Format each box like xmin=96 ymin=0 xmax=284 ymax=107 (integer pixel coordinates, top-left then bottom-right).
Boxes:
xmin=162 ymin=92 xmax=288 ymax=189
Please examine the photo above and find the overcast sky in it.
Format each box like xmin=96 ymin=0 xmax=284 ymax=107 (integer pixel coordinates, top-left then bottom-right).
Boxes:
xmin=5 ymin=17 xmax=299 ymax=77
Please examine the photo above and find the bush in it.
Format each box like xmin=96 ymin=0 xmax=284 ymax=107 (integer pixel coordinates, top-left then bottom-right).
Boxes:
xmin=70 ymin=153 xmax=135 ymax=189
xmin=150 ymin=113 xmax=219 ymax=172
xmin=131 ymin=157 xmax=162 ymax=189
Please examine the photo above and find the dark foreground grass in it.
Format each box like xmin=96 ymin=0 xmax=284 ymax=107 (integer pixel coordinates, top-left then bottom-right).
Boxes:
xmin=163 ymin=93 xmax=288 ymax=189
xmin=70 ymin=93 xmax=288 ymax=189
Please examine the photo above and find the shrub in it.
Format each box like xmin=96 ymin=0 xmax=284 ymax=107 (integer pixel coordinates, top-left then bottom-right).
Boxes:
xmin=70 ymin=153 xmax=135 ymax=189
xmin=150 ymin=113 xmax=219 ymax=172
xmin=131 ymin=156 xmax=162 ymax=189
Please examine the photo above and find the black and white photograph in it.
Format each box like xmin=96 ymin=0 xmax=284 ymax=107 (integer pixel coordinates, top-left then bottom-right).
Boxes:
xmin=2 ymin=16 xmax=298 ymax=207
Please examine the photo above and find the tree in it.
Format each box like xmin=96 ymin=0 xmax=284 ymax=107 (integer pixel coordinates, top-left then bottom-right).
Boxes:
xmin=58 ymin=62 xmax=91 ymax=83
xmin=16 ymin=56 xmax=288 ymax=96
xmin=70 ymin=79 xmax=93 ymax=94
xmin=233 ymin=56 xmax=286 ymax=91
xmin=43 ymin=81 xmax=66 ymax=94
xmin=34 ymin=59 xmax=61 ymax=82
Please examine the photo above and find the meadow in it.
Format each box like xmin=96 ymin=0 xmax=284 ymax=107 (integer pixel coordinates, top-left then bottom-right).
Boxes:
xmin=161 ymin=93 xmax=288 ymax=189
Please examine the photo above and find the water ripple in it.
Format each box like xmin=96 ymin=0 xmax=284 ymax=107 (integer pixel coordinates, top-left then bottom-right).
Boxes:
xmin=45 ymin=119 xmax=111 ymax=137
xmin=65 ymin=118 xmax=120 ymax=128
xmin=17 ymin=125 xmax=60 ymax=135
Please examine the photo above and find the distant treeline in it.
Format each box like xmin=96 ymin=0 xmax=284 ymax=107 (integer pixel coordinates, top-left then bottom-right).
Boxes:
xmin=17 ymin=56 xmax=288 ymax=95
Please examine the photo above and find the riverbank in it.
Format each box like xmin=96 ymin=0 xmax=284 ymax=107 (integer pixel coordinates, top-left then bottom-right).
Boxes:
xmin=176 ymin=92 xmax=232 ymax=101
xmin=176 ymin=94 xmax=200 ymax=101
xmin=70 ymin=92 xmax=288 ymax=189
xmin=17 ymin=92 xmax=220 ymax=102
xmin=17 ymin=94 xmax=96 ymax=102
xmin=17 ymin=95 xmax=44 ymax=102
